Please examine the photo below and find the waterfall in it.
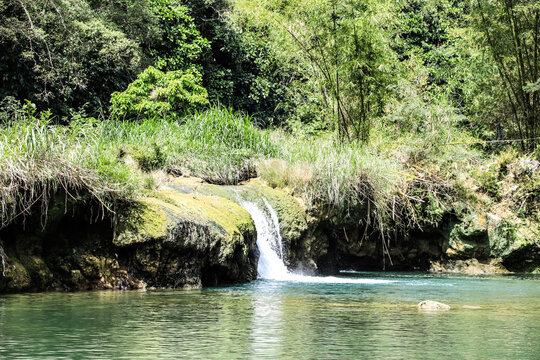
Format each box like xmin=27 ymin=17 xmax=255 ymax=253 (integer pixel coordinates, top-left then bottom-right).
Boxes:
xmin=240 ymin=200 xmax=289 ymax=280
xmin=240 ymin=198 xmax=395 ymax=284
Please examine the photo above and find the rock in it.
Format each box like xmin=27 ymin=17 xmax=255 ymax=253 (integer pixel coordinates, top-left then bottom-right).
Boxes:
xmin=173 ymin=177 xmax=313 ymax=271
xmin=488 ymin=220 xmax=515 ymax=258
xmin=0 ymin=180 xmax=259 ymax=293
xmin=418 ymin=300 xmax=451 ymax=311
xmin=429 ymin=258 xmax=508 ymax=275
xmin=447 ymin=213 xmax=490 ymax=259
xmin=114 ymin=186 xmax=259 ymax=288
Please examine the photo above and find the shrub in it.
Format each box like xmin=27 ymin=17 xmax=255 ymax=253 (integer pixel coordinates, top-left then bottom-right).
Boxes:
xmin=110 ymin=66 xmax=209 ymax=120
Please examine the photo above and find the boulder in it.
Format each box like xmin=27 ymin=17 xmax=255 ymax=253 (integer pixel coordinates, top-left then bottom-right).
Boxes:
xmin=418 ymin=300 xmax=451 ymax=311
xmin=446 ymin=213 xmax=490 ymax=259
xmin=114 ymin=186 xmax=258 ymax=288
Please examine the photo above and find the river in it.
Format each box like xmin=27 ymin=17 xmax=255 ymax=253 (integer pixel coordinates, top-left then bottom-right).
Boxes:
xmin=0 ymin=272 xmax=539 ymax=359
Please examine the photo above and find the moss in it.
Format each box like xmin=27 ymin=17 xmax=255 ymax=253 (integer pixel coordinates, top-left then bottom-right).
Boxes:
xmin=19 ymin=255 xmax=54 ymax=288
xmin=114 ymin=200 xmax=169 ymax=246
xmin=181 ymin=178 xmax=308 ymax=244
xmin=447 ymin=213 xmax=490 ymax=259
xmin=122 ymin=143 xmax=165 ymax=172
xmin=2 ymin=258 xmax=31 ymax=291
xmin=247 ymin=180 xmax=308 ymax=243
xmin=114 ymin=187 xmax=254 ymax=252
xmin=488 ymin=220 xmax=515 ymax=258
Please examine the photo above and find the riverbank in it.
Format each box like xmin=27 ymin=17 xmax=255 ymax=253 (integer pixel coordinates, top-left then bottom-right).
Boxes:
xmin=0 ymin=172 xmax=538 ymax=293
xmin=0 ymin=107 xmax=539 ymax=292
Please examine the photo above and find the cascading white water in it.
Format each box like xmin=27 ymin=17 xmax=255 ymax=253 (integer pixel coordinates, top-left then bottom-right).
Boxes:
xmin=240 ymin=198 xmax=394 ymax=284
xmin=240 ymin=200 xmax=289 ymax=280
xmin=263 ymin=198 xmax=284 ymax=259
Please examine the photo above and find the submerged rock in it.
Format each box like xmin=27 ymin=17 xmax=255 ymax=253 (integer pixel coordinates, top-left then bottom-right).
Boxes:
xmin=418 ymin=300 xmax=451 ymax=311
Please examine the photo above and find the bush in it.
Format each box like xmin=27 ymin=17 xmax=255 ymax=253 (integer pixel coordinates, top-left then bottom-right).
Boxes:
xmin=110 ymin=66 xmax=209 ymax=120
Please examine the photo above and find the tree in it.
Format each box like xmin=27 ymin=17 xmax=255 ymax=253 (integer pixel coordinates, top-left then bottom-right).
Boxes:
xmin=110 ymin=66 xmax=208 ymax=120
xmin=232 ymin=0 xmax=397 ymax=141
xmin=474 ymin=0 xmax=540 ymax=149
xmin=0 ymin=0 xmax=208 ymax=118
xmin=183 ymin=0 xmax=294 ymax=127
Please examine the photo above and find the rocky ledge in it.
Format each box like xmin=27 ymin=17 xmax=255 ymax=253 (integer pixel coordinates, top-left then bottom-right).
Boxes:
xmin=0 ymin=182 xmax=257 ymax=292
xmin=0 ymin=175 xmax=538 ymax=293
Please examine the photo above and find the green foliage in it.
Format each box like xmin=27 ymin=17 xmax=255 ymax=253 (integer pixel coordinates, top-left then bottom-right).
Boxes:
xmin=0 ymin=0 xmax=210 ymax=117
xmin=0 ymin=101 xmax=279 ymax=227
xmin=110 ymin=66 xmax=209 ymax=120
xmin=0 ymin=0 xmax=148 ymax=116
xmin=148 ymin=0 xmax=209 ymax=71
xmin=474 ymin=149 xmax=517 ymax=201
xmin=184 ymin=0 xmax=293 ymax=127
xmin=233 ymin=0 xmax=397 ymax=141
xmin=168 ymin=106 xmax=277 ymax=183
xmin=258 ymin=132 xmax=402 ymax=229
xmin=472 ymin=0 xmax=540 ymax=147
xmin=0 ymin=99 xmax=144 ymax=228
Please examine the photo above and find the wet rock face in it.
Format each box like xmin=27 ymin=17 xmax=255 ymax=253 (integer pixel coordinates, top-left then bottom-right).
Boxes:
xmin=283 ymin=206 xmax=539 ymax=274
xmin=0 ymin=214 xmax=144 ymax=292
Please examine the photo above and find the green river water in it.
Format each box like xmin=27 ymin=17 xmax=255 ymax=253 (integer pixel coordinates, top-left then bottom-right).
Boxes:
xmin=0 ymin=272 xmax=539 ymax=359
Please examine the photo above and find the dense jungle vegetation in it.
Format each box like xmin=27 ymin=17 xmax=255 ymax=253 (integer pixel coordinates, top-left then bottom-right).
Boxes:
xmin=0 ymin=0 xmax=538 ymax=242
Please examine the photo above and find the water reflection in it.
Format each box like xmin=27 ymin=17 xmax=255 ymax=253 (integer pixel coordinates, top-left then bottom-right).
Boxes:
xmin=250 ymin=281 xmax=286 ymax=358
xmin=0 ymin=273 xmax=538 ymax=359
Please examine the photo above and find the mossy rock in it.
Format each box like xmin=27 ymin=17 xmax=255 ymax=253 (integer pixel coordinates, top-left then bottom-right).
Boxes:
xmin=245 ymin=180 xmax=308 ymax=243
xmin=116 ymin=188 xmax=254 ymax=248
xmin=114 ymin=186 xmax=257 ymax=286
xmin=186 ymin=178 xmax=308 ymax=244
xmin=19 ymin=254 xmax=54 ymax=288
xmin=487 ymin=218 xmax=515 ymax=258
xmin=0 ymin=258 xmax=31 ymax=291
xmin=114 ymin=200 xmax=169 ymax=246
xmin=447 ymin=213 xmax=490 ymax=259
xmin=500 ymin=222 xmax=540 ymax=272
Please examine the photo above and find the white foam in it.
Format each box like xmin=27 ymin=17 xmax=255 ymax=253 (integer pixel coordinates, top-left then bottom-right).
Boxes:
xmin=271 ymin=273 xmax=395 ymax=284
xmin=240 ymin=200 xmax=288 ymax=280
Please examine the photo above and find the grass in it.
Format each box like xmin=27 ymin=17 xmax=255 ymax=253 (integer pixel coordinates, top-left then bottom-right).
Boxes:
xmin=2 ymin=100 xmax=535 ymax=244
xmin=259 ymin=133 xmax=400 ymax=218
xmin=0 ymin=104 xmax=275 ymax=228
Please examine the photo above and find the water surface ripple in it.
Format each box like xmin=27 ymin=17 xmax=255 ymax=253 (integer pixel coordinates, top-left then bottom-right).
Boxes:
xmin=0 ymin=272 xmax=539 ymax=359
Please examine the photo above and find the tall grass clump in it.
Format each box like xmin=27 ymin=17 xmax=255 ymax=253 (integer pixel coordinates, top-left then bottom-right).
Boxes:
xmin=0 ymin=103 xmax=278 ymax=227
xmin=168 ymin=107 xmax=277 ymax=184
xmin=102 ymin=107 xmax=277 ymax=185
xmin=0 ymin=101 xmax=145 ymax=228
xmin=258 ymin=132 xmax=404 ymax=229
xmin=258 ymin=116 xmax=480 ymax=237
